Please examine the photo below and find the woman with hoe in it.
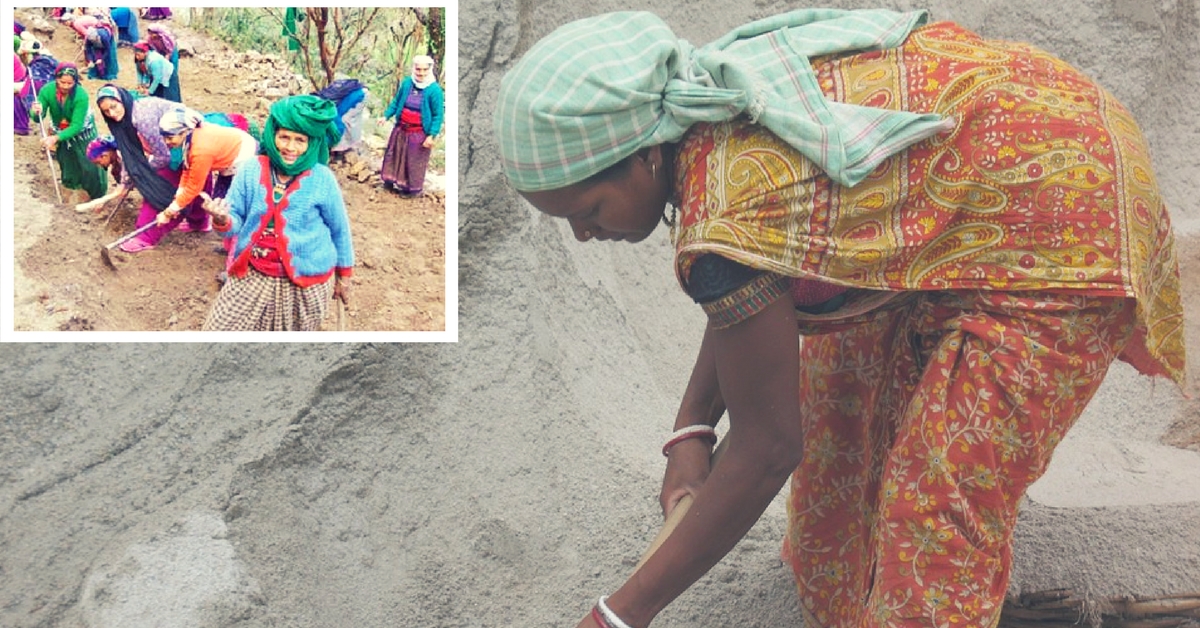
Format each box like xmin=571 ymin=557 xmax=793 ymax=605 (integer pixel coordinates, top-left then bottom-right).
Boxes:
xmin=30 ymin=63 xmax=108 ymax=205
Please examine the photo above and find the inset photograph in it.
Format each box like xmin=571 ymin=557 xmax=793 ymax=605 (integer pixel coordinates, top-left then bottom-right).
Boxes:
xmin=7 ymin=6 xmax=455 ymax=338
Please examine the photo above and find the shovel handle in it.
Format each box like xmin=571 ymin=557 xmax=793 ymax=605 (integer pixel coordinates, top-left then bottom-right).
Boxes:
xmin=632 ymin=438 xmax=728 ymax=573
xmin=104 ymin=221 xmax=157 ymax=249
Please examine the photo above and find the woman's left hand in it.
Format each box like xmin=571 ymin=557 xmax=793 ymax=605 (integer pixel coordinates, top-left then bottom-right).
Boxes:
xmin=334 ymin=277 xmax=351 ymax=306
xmin=422 ymin=136 xmax=435 ymax=149
xmin=40 ymin=135 xmax=58 ymax=152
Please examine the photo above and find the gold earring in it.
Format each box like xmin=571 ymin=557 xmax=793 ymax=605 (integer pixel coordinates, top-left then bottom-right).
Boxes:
xmin=651 ymin=162 xmax=657 ymax=180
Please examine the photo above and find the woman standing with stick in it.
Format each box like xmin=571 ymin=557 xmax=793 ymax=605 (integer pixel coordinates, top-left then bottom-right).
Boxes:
xmin=30 ymin=63 xmax=107 ymax=204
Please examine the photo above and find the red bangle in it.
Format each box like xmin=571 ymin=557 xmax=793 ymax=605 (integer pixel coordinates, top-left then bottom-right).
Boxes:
xmin=662 ymin=425 xmax=718 ymax=457
xmin=591 ymin=605 xmax=614 ymax=628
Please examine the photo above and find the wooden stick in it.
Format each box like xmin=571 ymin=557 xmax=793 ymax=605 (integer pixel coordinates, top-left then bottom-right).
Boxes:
xmin=75 ymin=188 xmax=124 ymax=213
xmin=36 ymin=116 xmax=63 ymax=204
xmin=632 ymin=438 xmax=728 ymax=573
xmin=102 ymin=192 xmax=128 ymax=227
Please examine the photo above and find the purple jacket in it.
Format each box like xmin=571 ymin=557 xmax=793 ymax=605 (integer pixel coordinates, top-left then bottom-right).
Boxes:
xmin=126 ymin=95 xmax=181 ymax=170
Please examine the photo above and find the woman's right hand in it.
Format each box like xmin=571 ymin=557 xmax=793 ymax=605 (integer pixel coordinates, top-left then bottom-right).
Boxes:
xmin=200 ymin=194 xmax=231 ymax=221
xmin=30 ymin=102 xmax=42 ymax=116
xmin=659 ymin=438 xmax=712 ymax=518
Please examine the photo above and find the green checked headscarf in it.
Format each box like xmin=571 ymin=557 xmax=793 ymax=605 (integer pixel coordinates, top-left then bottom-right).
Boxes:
xmin=261 ymin=94 xmax=342 ymax=176
xmin=495 ymin=9 xmax=955 ymax=192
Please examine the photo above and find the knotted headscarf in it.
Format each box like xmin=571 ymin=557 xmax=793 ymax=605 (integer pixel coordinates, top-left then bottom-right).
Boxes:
xmin=54 ymin=62 xmax=80 ymax=101
xmin=495 ymin=9 xmax=956 ymax=192
xmin=158 ymin=107 xmax=204 ymax=136
xmin=54 ymin=62 xmax=79 ymax=80
xmin=261 ymin=94 xmax=342 ymax=176
xmin=411 ymin=54 xmax=436 ymax=89
xmin=146 ymin=24 xmax=175 ymax=55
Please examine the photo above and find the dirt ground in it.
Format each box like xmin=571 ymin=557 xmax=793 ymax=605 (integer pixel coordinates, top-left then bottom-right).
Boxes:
xmin=11 ymin=13 xmax=446 ymax=332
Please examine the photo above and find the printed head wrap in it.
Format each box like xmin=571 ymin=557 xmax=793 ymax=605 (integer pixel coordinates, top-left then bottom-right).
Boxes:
xmin=159 ymin=107 xmax=205 ymax=136
xmin=96 ymin=84 xmax=121 ymax=104
xmin=494 ymin=9 xmax=955 ymax=192
xmin=54 ymin=62 xmax=80 ymax=81
xmin=87 ymin=135 xmax=119 ymax=161
xmin=146 ymin=24 xmax=175 ymax=55
xmin=261 ymin=94 xmax=342 ymax=176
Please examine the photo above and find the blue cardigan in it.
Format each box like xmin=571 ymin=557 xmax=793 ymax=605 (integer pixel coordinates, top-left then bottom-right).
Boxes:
xmin=382 ymin=77 xmax=444 ymax=137
xmin=218 ymin=156 xmax=355 ymax=285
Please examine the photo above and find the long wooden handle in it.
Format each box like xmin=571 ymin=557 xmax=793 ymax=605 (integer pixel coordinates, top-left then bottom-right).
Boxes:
xmin=633 ymin=438 xmax=727 ymax=573
xmin=103 ymin=221 xmax=157 ymax=249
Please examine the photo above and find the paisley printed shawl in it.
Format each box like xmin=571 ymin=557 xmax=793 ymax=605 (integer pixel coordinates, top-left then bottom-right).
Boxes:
xmin=672 ymin=22 xmax=1186 ymax=386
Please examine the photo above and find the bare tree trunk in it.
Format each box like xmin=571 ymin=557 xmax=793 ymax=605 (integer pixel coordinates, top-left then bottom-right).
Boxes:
xmin=429 ymin=7 xmax=444 ymax=84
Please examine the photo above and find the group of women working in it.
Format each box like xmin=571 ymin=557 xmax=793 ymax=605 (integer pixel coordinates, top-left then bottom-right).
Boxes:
xmin=86 ymin=86 xmax=355 ymax=331
xmin=13 ymin=13 xmax=183 ymax=201
xmin=14 ymin=12 xmax=359 ymax=331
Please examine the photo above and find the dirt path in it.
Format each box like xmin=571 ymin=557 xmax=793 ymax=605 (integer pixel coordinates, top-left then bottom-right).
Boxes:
xmin=12 ymin=12 xmax=446 ymax=332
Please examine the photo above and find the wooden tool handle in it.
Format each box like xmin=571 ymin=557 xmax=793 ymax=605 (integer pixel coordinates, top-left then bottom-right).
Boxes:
xmin=632 ymin=438 xmax=727 ymax=573
xmin=104 ymin=221 xmax=157 ymax=249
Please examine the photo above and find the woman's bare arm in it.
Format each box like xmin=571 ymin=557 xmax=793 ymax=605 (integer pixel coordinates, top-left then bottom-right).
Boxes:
xmin=659 ymin=324 xmax=727 ymax=515
xmin=603 ymin=295 xmax=804 ymax=627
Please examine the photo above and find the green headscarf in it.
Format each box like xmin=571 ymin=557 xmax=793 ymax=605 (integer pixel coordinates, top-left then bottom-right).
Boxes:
xmin=261 ymin=94 xmax=342 ymax=176
xmin=495 ymin=9 xmax=954 ymax=192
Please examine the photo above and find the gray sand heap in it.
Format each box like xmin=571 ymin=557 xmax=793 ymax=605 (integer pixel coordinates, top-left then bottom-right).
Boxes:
xmin=1 ymin=1 xmax=1198 ymax=627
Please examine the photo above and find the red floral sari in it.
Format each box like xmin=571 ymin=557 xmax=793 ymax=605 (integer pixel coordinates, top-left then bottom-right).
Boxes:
xmin=671 ymin=22 xmax=1185 ymax=628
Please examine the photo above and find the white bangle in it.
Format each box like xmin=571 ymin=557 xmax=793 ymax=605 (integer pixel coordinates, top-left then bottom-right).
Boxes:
xmin=662 ymin=424 xmax=718 ymax=457
xmin=669 ymin=424 xmax=716 ymax=439
xmin=597 ymin=595 xmax=634 ymax=628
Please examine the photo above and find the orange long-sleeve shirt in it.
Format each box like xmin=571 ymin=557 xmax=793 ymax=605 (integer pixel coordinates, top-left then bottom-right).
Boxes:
xmin=175 ymin=125 xmax=255 ymax=207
